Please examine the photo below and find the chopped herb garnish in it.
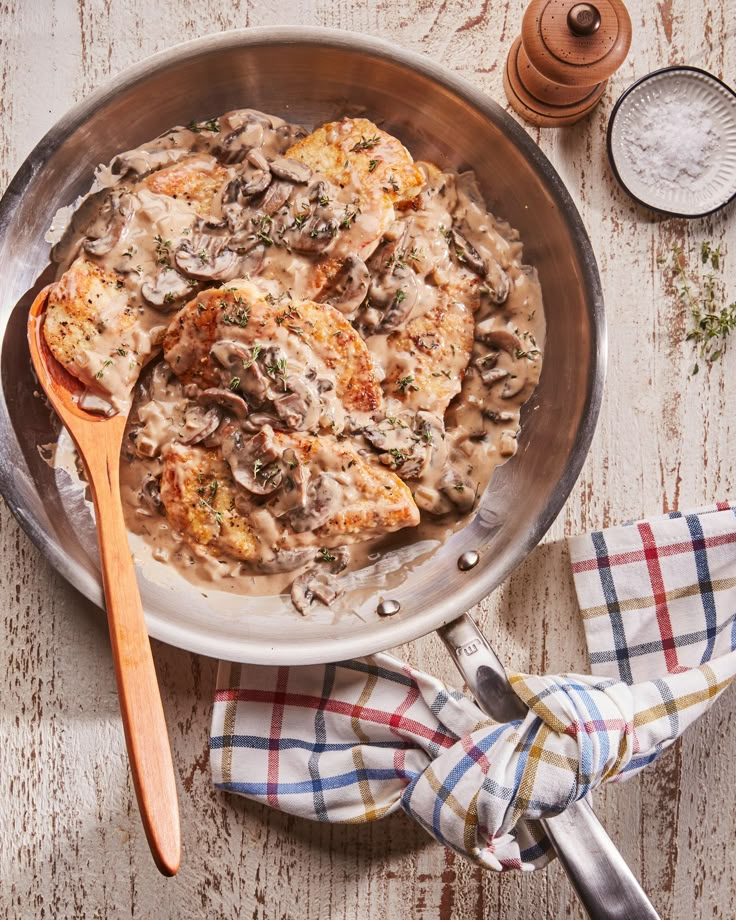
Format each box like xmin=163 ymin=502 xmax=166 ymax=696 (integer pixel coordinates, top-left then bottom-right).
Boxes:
xmin=198 ymin=493 xmax=223 ymax=524
xmin=318 ymin=547 xmax=336 ymax=562
xmin=153 ymin=234 xmax=172 ymax=268
xmin=395 ymin=374 xmax=419 ymax=393
xmin=351 ymin=134 xmax=381 ymax=152
xmin=188 ymin=117 xmax=220 ymax=133
xmin=368 ymin=159 xmax=379 ymax=173
xmin=229 ymin=376 xmax=241 ymax=391
xmin=116 ymin=347 xmax=127 ymax=357
xmin=265 ymin=357 xmax=289 ymax=389
xmin=393 ymin=289 xmax=406 ymax=305
xmin=454 ymin=482 xmax=465 ymax=493
xmin=95 ymin=359 xmax=113 ymax=380
xmin=514 ymin=348 xmax=541 ymax=361
xmin=318 ymin=193 xmax=330 ymax=207
xmin=222 ymin=297 xmax=250 ymax=327
xmin=384 ymin=175 xmax=400 ymax=193
xmin=340 ymin=204 xmax=360 ymax=229
xmin=242 ymin=345 xmax=262 ymax=369
xmin=254 ymin=215 xmax=275 ymax=246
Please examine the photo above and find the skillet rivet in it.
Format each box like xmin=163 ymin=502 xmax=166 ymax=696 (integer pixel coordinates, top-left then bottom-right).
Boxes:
xmin=377 ymin=599 xmax=401 ymax=617
xmin=457 ymin=551 xmax=480 ymax=571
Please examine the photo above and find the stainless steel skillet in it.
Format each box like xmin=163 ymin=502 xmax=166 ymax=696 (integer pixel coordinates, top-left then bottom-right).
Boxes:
xmin=0 ymin=27 xmax=660 ymax=917
xmin=0 ymin=27 xmax=604 ymax=664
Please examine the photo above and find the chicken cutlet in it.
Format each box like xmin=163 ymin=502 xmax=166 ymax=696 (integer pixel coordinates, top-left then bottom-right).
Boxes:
xmin=43 ymin=257 xmax=144 ymax=410
xmin=160 ymin=430 xmax=419 ymax=564
xmin=162 ymin=281 xmax=382 ymax=428
xmin=379 ymin=297 xmax=475 ymax=416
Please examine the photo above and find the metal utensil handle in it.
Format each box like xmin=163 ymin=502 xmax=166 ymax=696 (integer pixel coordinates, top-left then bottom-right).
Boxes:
xmin=438 ymin=615 xmax=660 ymax=920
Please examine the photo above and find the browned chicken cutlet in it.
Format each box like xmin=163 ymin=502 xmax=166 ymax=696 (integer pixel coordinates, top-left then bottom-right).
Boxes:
xmin=286 ymin=118 xmax=425 ymax=300
xmin=160 ymin=433 xmax=419 ymax=564
xmin=381 ymin=296 xmax=475 ymax=415
xmin=141 ymin=153 xmax=230 ymax=217
xmin=163 ymin=282 xmax=383 ymax=418
xmin=43 ymin=256 xmax=141 ymax=407
xmin=287 ymin=117 xmax=424 ymax=208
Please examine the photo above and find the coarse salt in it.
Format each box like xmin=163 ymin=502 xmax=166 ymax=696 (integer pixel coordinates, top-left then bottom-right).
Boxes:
xmin=624 ymin=97 xmax=718 ymax=190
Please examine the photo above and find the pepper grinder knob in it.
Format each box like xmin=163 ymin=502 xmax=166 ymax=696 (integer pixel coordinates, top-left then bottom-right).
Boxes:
xmin=567 ymin=3 xmax=602 ymax=35
xmin=503 ymin=0 xmax=632 ymax=127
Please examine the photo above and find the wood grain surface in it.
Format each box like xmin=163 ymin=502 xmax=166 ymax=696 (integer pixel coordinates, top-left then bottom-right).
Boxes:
xmin=1 ymin=1 xmax=735 ymax=917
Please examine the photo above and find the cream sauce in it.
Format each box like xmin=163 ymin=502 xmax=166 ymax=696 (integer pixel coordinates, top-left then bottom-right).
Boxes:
xmin=49 ymin=109 xmax=545 ymax=614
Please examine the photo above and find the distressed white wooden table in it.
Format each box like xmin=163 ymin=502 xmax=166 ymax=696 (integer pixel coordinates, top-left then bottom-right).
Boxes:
xmin=1 ymin=2 xmax=735 ymax=918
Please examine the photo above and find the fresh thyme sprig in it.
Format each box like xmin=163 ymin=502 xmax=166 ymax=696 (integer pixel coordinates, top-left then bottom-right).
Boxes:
xmin=660 ymin=241 xmax=736 ymax=375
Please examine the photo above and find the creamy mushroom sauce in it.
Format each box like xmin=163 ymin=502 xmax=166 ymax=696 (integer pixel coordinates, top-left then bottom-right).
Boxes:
xmin=49 ymin=109 xmax=544 ymax=614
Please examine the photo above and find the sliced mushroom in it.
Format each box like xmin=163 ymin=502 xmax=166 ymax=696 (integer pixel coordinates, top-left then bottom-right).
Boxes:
xmin=360 ymin=222 xmax=419 ymax=333
xmin=110 ymin=147 xmax=191 ymax=180
xmin=83 ymin=192 xmax=137 ymax=256
xmin=269 ymin=448 xmax=311 ymax=517
xmin=139 ymin=474 xmax=163 ymax=513
xmin=474 ymin=322 xmax=522 ymax=355
xmin=371 ymin=221 xmax=411 ymax=273
xmin=269 ymin=157 xmax=311 ymax=184
xmin=373 ymin=275 xmax=419 ymax=333
xmin=289 ymin=544 xmax=350 ymax=614
xmin=413 ymin=484 xmax=454 ymax=516
xmin=291 ymin=570 xmax=343 ymax=615
xmin=221 ymin=425 xmax=284 ymax=495
xmin=446 ymin=228 xmax=486 ymax=276
xmin=240 ymin=149 xmax=272 ymax=196
xmin=180 ymin=405 xmax=222 ymax=445
xmin=141 ymin=268 xmax=192 ymax=309
xmin=175 ymin=241 xmax=241 ymax=281
xmin=241 ymin=411 xmax=290 ymax=433
xmin=253 ymin=179 xmax=294 ymax=216
xmin=290 ymin=212 xmax=337 ymax=254
xmin=197 ymin=387 xmax=250 ymax=420
xmin=480 ymin=260 xmax=511 ymax=305
xmin=273 ymin=375 xmax=321 ymax=431
xmin=317 ymin=545 xmax=350 ymax=574
xmin=480 ymin=367 xmax=509 ymax=386
xmin=317 ymin=255 xmax=370 ymax=314
xmin=362 ymin=411 xmax=441 ymax=479
xmin=285 ymin=473 xmax=342 ymax=532
xmin=216 ymin=122 xmax=266 ymax=164
xmin=227 ymin=230 xmax=261 ymax=254
xmin=501 ymin=371 xmax=528 ymax=399
xmin=439 ymin=469 xmax=476 ymax=512
xmin=274 ymin=122 xmax=308 ymax=150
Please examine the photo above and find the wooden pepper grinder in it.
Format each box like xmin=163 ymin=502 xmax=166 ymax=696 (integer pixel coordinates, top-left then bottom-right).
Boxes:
xmin=503 ymin=0 xmax=632 ymax=126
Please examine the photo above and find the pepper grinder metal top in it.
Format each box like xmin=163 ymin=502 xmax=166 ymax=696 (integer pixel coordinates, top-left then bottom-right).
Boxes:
xmin=503 ymin=0 xmax=632 ymax=126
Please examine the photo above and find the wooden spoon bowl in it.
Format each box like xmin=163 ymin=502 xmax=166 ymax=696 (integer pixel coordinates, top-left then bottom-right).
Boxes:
xmin=28 ymin=285 xmax=181 ymax=877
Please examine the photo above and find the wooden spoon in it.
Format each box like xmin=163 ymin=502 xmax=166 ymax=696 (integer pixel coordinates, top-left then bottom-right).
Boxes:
xmin=28 ymin=285 xmax=181 ymax=876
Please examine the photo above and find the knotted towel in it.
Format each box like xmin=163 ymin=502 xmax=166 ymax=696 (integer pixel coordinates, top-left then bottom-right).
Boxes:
xmin=211 ymin=502 xmax=736 ymax=870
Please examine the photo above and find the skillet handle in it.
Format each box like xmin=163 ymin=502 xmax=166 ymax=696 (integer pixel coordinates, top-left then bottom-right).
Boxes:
xmin=438 ymin=614 xmax=660 ymax=920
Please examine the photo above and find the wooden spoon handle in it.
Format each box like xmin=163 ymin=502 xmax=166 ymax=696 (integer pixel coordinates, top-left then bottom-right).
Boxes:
xmin=81 ymin=425 xmax=181 ymax=876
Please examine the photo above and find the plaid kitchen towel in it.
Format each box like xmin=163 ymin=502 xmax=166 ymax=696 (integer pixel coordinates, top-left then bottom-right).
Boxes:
xmin=211 ymin=501 xmax=736 ymax=870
